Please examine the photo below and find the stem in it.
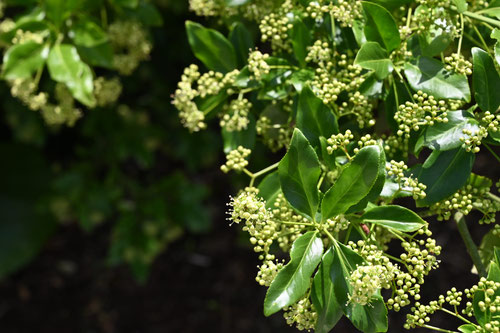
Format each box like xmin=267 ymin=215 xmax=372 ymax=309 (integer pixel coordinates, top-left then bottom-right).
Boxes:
xmin=385 ymin=253 xmax=405 ymax=264
xmin=278 ymin=220 xmax=315 ymax=227
xmin=483 ymin=143 xmax=500 ymax=164
xmin=469 ymin=19 xmax=491 ymax=52
xmin=457 ymin=14 xmax=464 ymax=55
xmin=456 ymin=7 xmax=500 ymax=29
xmin=487 ymin=192 xmax=500 ymax=203
xmin=422 ymin=324 xmax=459 ymax=333
xmin=440 ymin=307 xmax=474 ymax=325
xmin=324 ymin=228 xmax=337 ymax=245
xmin=455 ymin=212 xmax=487 ymax=277
xmin=252 ymin=162 xmax=280 ymax=178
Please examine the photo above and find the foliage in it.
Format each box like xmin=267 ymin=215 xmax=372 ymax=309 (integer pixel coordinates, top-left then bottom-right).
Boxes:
xmin=174 ymin=0 xmax=500 ymax=331
xmin=0 ymin=0 xmax=217 ymax=282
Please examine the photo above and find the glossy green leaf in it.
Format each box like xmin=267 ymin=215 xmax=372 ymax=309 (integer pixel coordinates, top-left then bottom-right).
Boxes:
xmin=2 ymin=42 xmax=48 ymax=80
xmin=362 ymin=205 xmax=427 ymax=232
xmin=452 ymin=0 xmax=468 ymax=12
xmin=345 ymin=144 xmax=386 ymax=214
xmin=279 ymin=129 xmax=321 ymax=218
xmin=47 ymin=44 xmax=96 ymax=107
xmin=71 ymin=20 xmax=108 ymax=47
xmin=321 ymin=145 xmax=382 ymax=220
xmin=416 ymin=110 xmax=480 ymax=152
xmin=125 ymin=3 xmax=163 ymax=26
xmin=311 ymin=248 xmax=343 ymax=333
xmin=186 ymin=21 xmax=237 ymax=73
xmin=331 ymin=242 xmax=388 ymax=332
xmin=290 ymin=69 xmax=315 ymax=92
xmin=416 ymin=148 xmax=475 ymax=206
xmin=77 ymin=42 xmax=114 ymax=69
xmin=291 ymin=19 xmax=312 ymax=67
xmin=45 ymin=0 xmax=72 ymax=28
xmin=296 ymin=86 xmax=339 ymax=147
xmin=113 ymin=0 xmax=139 ymax=8
xmin=458 ymin=324 xmax=476 ymax=333
xmin=258 ymin=171 xmax=281 ymax=209
xmin=354 ymin=42 xmax=394 ymax=79
xmin=404 ymin=56 xmax=471 ymax=101
xmin=362 ymin=2 xmax=401 ymax=52
xmin=264 ymin=231 xmax=323 ymax=316
xmin=472 ymin=47 xmax=500 ymax=113
xmin=229 ymin=22 xmax=253 ymax=68
xmin=492 ymin=29 xmax=500 ymax=65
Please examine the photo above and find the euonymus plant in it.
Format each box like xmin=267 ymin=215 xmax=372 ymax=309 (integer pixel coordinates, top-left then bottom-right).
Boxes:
xmin=174 ymin=0 xmax=500 ymax=332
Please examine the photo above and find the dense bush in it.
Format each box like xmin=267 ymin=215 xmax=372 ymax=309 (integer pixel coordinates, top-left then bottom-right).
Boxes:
xmin=173 ymin=0 xmax=500 ymax=332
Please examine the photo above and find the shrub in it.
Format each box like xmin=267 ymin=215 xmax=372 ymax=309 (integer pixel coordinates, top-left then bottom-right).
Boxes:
xmin=174 ymin=0 xmax=500 ymax=332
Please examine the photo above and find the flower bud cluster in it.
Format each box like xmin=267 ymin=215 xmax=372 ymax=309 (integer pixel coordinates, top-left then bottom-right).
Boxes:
xmin=283 ymin=296 xmax=317 ymax=331
xmin=221 ymin=146 xmax=251 ymax=173
xmin=40 ymin=83 xmax=82 ymax=126
xmin=386 ymin=160 xmax=427 ymax=200
xmin=256 ymin=115 xmax=293 ymax=152
xmin=326 ymin=130 xmax=354 ymax=154
xmin=173 ymin=64 xmax=239 ymax=132
xmin=326 ymin=215 xmax=350 ymax=233
xmin=259 ymin=0 xmax=293 ymax=51
xmin=353 ymin=134 xmax=378 ymax=154
xmin=340 ymin=91 xmax=375 ymax=128
xmin=108 ymin=20 xmax=152 ymax=75
xmin=248 ymin=50 xmax=270 ymax=80
xmin=306 ymin=1 xmax=363 ymax=27
xmin=94 ymin=77 xmax=122 ymax=107
xmin=463 ymin=277 xmax=500 ymax=331
xmin=430 ymin=180 xmax=497 ymax=224
xmin=227 ymin=187 xmax=277 ymax=256
xmin=273 ymin=193 xmax=309 ymax=252
xmin=11 ymin=29 xmax=46 ymax=44
xmin=256 ymin=258 xmax=284 ymax=286
xmin=9 ymin=78 xmax=48 ymax=111
xmin=395 ymin=91 xmax=449 ymax=138
xmin=220 ymin=98 xmax=251 ymax=132
xmin=189 ymin=0 xmax=220 ymax=16
xmin=444 ymin=53 xmax=473 ymax=76
xmin=349 ymin=264 xmax=394 ymax=305
xmin=306 ymin=40 xmax=332 ymax=64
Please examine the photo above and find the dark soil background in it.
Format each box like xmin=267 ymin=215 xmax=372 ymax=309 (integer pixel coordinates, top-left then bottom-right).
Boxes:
xmin=0 ymin=3 xmax=498 ymax=333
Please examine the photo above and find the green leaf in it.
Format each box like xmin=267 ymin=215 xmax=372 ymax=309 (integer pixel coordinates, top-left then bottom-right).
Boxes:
xmin=70 ymin=19 xmax=108 ymax=47
xmin=458 ymin=324 xmax=476 ymax=333
xmin=279 ymin=128 xmax=321 ymax=218
xmin=290 ymin=69 xmax=315 ymax=92
xmin=492 ymin=29 xmax=500 ymax=65
xmin=321 ymin=146 xmax=382 ymax=220
xmin=47 ymin=44 xmax=96 ymax=107
xmin=258 ymin=171 xmax=281 ymax=209
xmin=362 ymin=1 xmax=401 ymax=52
xmin=452 ymin=0 xmax=468 ymax=12
xmin=76 ymin=42 xmax=114 ymax=69
xmin=480 ymin=7 xmax=500 ymax=19
xmin=45 ymin=0 xmax=72 ymax=28
xmin=354 ymin=42 xmax=394 ymax=80
xmin=345 ymin=144 xmax=386 ymax=214
xmin=296 ymin=86 xmax=339 ymax=147
xmin=331 ymin=242 xmax=388 ymax=332
xmin=291 ymin=18 xmax=312 ymax=67
xmin=124 ymin=3 xmax=163 ymax=26
xmin=229 ymin=22 xmax=254 ymax=68
xmin=264 ymin=231 xmax=323 ymax=316
xmin=404 ymin=56 xmax=471 ymax=102
xmin=472 ymin=47 xmax=500 ymax=113
xmin=479 ymin=227 xmax=500 ymax=269
xmin=185 ymin=21 xmax=237 ymax=73
xmin=311 ymin=248 xmax=343 ymax=333
xmin=362 ymin=205 xmax=427 ymax=232
xmin=225 ymin=0 xmax=252 ymax=5
xmin=416 ymin=110 xmax=480 ymax=151
xmin=2 ymin=42 xmax=48 ymax=80
xmin=416 ymin=148 xmax=475 ymax=206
